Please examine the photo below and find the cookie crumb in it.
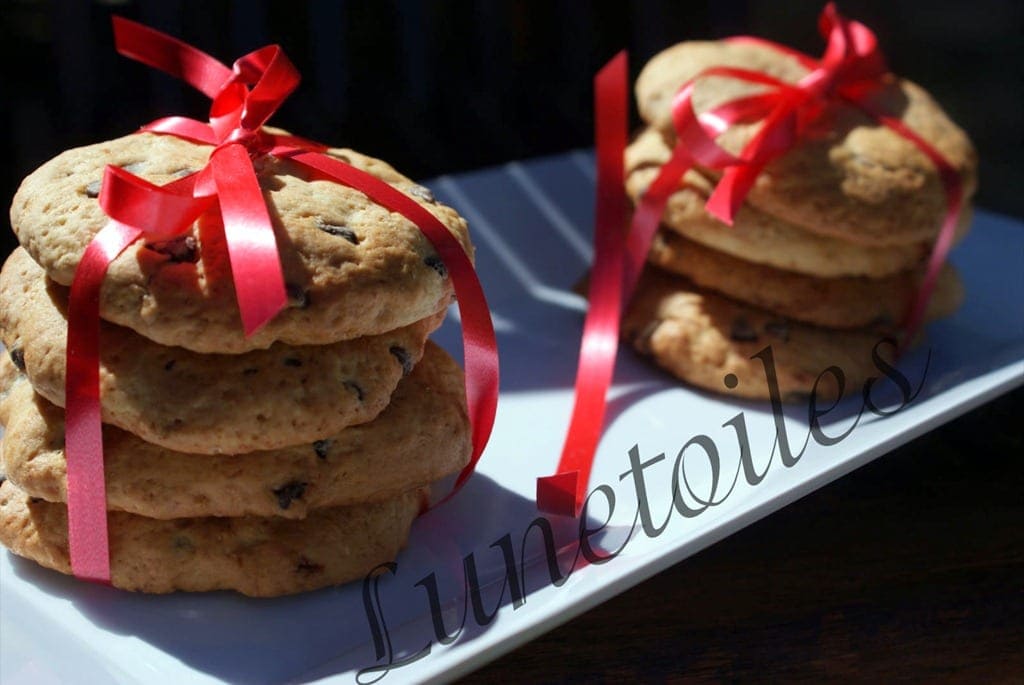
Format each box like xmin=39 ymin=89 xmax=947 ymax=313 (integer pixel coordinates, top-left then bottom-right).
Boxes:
xmin=409 ymin=185 xmax=436 ymax=203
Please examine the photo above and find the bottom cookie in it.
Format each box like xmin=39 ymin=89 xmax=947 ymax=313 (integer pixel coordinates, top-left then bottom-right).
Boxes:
xmin=623 ymin=267 xmax=918 ymax=401
xmin=0 ymin=480 xmax=424 ymax=597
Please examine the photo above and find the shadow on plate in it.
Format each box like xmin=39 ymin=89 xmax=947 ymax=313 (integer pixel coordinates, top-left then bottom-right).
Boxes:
xmin=6 ymin=473 xmax=629 ymax=684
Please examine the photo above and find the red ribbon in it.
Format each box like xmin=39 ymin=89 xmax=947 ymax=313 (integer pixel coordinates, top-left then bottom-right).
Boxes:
xmin=537 ymin=3 xmax=963 ymax=517
xmin=65 ymin=18 xmax=499 ymax=581
xmin=535 ymin=53 xmax=629 ymax=516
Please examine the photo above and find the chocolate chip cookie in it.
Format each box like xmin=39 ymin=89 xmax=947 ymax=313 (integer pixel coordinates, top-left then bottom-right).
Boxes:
xmin=0 ymin=248 xmax=440 ymax=455
xmin=0 ymin=479 xmax=424 ymax=596
xmin=10 ymin=131 xmax=471 ymax=353
xmin=0 ymin=342 xmax=469 ymax=519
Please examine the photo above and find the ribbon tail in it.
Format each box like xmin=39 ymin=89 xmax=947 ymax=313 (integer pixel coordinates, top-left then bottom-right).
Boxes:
xmin=536 ymin=51 xmax=629 ymax=517
xmin=284 ymin=150 xmax=500 ymax=505
xmin=209 ymin=144 xmax=288 ymax=336
xmin=704 ymin=165 xmax=756 ymax=225
xmin=112 ymin=16 xmax=232 ymax=100
xmin=900 ymin=180 xmax=962 ymax=349
xmin=625 ymin=145 xmax=697 ymax=300
xmin=856 ymin=108 xmax=966 ymax=349
xmin=65 ymin=222 xmax=144 ymax=583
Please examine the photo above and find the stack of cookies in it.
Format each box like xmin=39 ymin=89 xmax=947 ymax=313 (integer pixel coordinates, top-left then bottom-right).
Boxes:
xmin=0 ymin=132 xmax=473 ymax=596
xmin=621 ymin=40 xmax=977 ymax=401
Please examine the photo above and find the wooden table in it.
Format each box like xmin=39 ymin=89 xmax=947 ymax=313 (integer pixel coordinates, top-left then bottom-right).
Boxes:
xmin=464 ymin=386 xmax=1024 ymax=682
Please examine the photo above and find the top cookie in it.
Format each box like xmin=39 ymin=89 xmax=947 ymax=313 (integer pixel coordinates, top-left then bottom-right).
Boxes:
xmin=635 ymin=40 xmax=977 ymax=246
xmin=10 ymin=131 xmax=471 ymax=353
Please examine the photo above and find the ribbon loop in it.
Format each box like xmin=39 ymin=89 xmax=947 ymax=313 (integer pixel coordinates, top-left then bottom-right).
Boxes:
xmin=98 ymin=166 xmax=208 ymax=241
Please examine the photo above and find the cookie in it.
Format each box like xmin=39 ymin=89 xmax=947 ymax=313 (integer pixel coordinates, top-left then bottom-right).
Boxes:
xmin=626 ymin=128 xmax=972 ymax=278
xmin=634 ymin=40 xmax=977 ymax=246
xmin=623 ymin=267 xmax=910 ymax=401
xmin=647 ymin=229 xmax=963 ymax=330
xmin=0 ymin=248 xmax=440 ymax=455
xmin=0 ymin=480 xmax=424 ymax=596
xmin=0 ymin=342 xmax=469 ymax=519
xmin=10 ymin=131 xmax=471 ymax=353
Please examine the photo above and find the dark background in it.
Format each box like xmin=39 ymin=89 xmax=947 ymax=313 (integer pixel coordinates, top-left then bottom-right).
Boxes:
xmin=2 ymin=0 xmax=1023 ymax=263
xmin=1 ymin=2 xmax=1022 ymax=680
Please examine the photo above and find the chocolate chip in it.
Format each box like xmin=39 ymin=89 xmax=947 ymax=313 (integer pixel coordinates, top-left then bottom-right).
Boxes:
xmin=344 ymin=380 xmax=365 ymax=402
xmin=764 ymin=319 xmax=790 ymax=343
xmin=145 ymin=235 xmax=199 ymax=264
xmin=272 ymin=481 xmax=307 ymax=510
xmin=172 ymin=535 xmax=195 ymax=551
xmin=313 ymin=439 xmax=332 ymax=460
xmin=730 ymin=317 xmax=759 ymax=343
xmin=28 ymin=497 xmax=44 ymax=504
xmin=83 ymin=162 xmax=146 ymax=198
xmin=297 ymin=556 xmax=324 ymax=573
xmin=0 ymin=474 xmax=6 ymax=486
xmin=243 ymin=368 xmax=259 ymax=376
xmin=316 ymin=218 xmax=359 ymax=244
xmin=8 ymin=346 xmax=25 ymax=372
xmin=283 ymin=357 xmax=303 ymax=367
xmin=286 ymin=283 xmax=310 ymax=309
xmin=424 ymin=255 xmax=447 ymax=278
xmin=409 ymin=185 xmax=436 ymax=203
xmin=631 ymin=320 xmax=661 ymax=355
xmin=870 ymin=314 xmax=896 ymax=329
xmin=164 ymin=359 xmax=176 ymax=371
xmin=389 ymin=346 xmax=413 ymax=376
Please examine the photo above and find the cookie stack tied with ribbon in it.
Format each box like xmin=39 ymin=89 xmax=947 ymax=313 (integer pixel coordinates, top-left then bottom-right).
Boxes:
xmin=622 ymin=8 xmax=976 ymax=401
xmin=537 ymin=5 xmax=975 ymax=518
xmin=0 ymin=19 xmax=497 ymax=596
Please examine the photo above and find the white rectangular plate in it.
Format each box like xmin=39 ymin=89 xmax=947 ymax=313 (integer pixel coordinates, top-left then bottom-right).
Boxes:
xmin=2 ymin=152 xmax=1022 ymax=685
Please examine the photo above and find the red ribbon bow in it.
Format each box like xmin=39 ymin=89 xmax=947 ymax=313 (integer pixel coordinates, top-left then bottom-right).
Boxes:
xmin=65 ymin=18 xmax=499 ymax=582
xmin=537 ymin=3 xmax=963 ymax=516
